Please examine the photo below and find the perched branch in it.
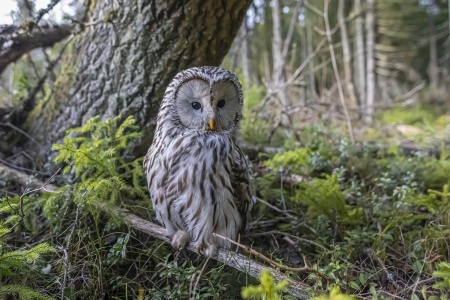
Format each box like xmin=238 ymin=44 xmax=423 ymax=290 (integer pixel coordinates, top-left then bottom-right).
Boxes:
xmin=0 ymin=24 xmax=74 ymax=75
xmin=120 ymin=211 xmax=309 ymax=299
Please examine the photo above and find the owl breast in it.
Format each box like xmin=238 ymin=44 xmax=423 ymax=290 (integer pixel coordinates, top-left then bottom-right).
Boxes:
xmin=146 ymin=131 xmax=244 ymax=249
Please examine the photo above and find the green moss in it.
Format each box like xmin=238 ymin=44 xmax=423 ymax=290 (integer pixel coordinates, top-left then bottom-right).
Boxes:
xmin=379 ymin=106 xmax=437 ymax=126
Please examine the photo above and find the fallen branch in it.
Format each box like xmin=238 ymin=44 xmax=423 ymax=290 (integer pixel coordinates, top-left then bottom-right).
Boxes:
xmin=121 ymin=211 xmax=309 ymax=299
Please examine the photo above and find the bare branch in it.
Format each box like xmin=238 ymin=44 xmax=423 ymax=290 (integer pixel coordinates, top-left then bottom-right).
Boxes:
xmin=35 ymin=0 xmax=62 ymax=25
xmin=281 ymin=0 xmax=302 ymax=61
xmin=0 ymin=24 xmax=74 ymax=75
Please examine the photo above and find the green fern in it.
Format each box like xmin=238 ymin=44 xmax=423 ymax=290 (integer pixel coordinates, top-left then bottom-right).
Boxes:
xmin=45 ymin=115 xmax=147 ymax=222
xmin=0 ymin=238 xmax=55 ymax=276
xmin=295 ymin=174 xmax=363 ymax=226
xmin=0 ymin=195 xmax=41 ymax=233
xmin=0 ymin=224 xmax=55 ymax=299
xmin=0 ymin=285 xmax=54 ymax=300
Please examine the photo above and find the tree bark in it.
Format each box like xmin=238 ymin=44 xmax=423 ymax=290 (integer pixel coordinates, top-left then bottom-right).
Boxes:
xmin=365 ymin=0 xmax=376 ymax=124
xmin=21 ymin=0 xmax=251 ymax=166
xmin=354 ymin=0 xmax=366 ymax=106
xmin=427 ymin=12 xmax=439 ymax=89
xmin=240 ymin=17 xmax=252 ymax=87
xmin=338 ymin=0 xmax=358 ymax=109
xmin=271 ymin=0 xmax=290 ymax=126
xmin=306 ymin=17 xmax=317 ymax=102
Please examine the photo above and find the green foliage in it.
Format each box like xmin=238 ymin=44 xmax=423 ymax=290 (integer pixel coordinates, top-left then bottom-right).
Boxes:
xmin=295 ymin=175 xmax=363 ymax=226
xmin=53 ymin=115 xmax=141 ymax=178
xmin=3 ymin=110 xmax=449 ymax=299
xmin=241 ymin=85 xmax=267 ymax=145
xmin=379 ymin=106 xmax=437 ymax=127
xmin=311 ymin=286 xmax=355 ymax=300
xmin=241 ymin=269 xmax=289 ymax=300
xmin=421 ymin=160 xmax=450 ymax=190
xmin=0 ymin=241 xmax=55 ymax=276
xmin=46 ymin=115 xmax=147 ymax=225
xmin=432 ymin=262 xmax=450 ymax=291
xmin=253 ymin=122 xmax=450 ymax=298
xmin=149 ymin=255 xmax=230 ymax=299
xmin=240 ymin=84 xmax=286 ymax=146
xmin=0 ymin=223 xmax=55 ymax=299
xmin=264 ymin=148 xmax=311 ymax=175
xmin=0 ymin=285 xmax=54 ymax=300
xmin=0 ymin=195 xmax=42 ymax=233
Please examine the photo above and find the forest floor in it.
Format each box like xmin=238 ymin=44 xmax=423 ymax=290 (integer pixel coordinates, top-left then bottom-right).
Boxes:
xmin=1 ymin=104 xmax=449 ymax=300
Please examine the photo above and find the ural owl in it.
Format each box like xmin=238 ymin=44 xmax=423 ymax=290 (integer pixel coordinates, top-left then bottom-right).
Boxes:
xmin=143 ymin=66 xmax=254 ymax=257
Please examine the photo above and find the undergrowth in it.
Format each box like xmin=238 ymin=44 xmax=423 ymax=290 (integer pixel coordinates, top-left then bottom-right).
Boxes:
xmin=1 ymin=116 xmax=245 ymax=299
xmin=1 ymin=113 xmax=450 ymax=299
xmin=254 ymin=122 xmax=450 ymax=299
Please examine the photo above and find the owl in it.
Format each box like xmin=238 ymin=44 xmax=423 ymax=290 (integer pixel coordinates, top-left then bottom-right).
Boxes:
xmin=143 ymin=66 xmax=254 ymax=257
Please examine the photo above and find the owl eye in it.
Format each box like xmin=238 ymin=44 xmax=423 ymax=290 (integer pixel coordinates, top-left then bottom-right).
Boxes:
xmin=217 ymin=99 xmax=225 ymax=108
xmin=191 ymin=102 xmax=202 ymax=110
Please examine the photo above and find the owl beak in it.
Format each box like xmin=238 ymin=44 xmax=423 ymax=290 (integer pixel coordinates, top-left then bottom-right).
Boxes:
xmin=209 ymin=119 xmax=216 ymax=130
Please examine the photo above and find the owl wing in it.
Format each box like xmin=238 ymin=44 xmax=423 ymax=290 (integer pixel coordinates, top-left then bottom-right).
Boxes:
xmin=231 ymin=145 xmax=255 ymax=231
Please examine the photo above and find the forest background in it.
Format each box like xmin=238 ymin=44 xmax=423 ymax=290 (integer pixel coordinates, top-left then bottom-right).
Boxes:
xmin=0 ymin=0 xmax=449 ymax=299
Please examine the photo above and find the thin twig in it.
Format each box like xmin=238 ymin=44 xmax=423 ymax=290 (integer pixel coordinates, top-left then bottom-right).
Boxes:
xmin=255 ymin=196 xmax=296 ymax=219
xmin=59 ymin=207 xmax=79 ymax=300
xmin=213 ymin=232 xmax=331 ymax=282
xmin=0 ymin=122 xmax=43 ymax=146
xmin=35 ymin=0 xmax=62 ymax=25
xmin=190 ymin=257 xmax=210 ymax=300
xmin=0 ymin=158 xmax=48 ymax=176
xmin=247 ymin=230 xmax=329 ymax=252
xmin=0 ymin=168 xmax=60 ymax=239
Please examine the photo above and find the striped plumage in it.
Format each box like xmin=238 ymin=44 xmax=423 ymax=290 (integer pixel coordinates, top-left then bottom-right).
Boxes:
xmin=143 ymin=66 xmax=254 ymax=256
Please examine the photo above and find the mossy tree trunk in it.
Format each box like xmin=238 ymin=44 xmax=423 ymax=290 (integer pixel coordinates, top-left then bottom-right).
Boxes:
xmin=23 ymin=0 xmax=251 ymax=166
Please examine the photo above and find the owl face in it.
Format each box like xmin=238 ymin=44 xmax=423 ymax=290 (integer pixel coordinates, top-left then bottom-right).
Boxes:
xmin=169 ymin=67 xmax=243 ymax=132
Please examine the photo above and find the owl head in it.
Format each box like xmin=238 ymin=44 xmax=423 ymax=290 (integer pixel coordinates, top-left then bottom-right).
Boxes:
xmin=160 ymin=66 xmax=243 ymax=133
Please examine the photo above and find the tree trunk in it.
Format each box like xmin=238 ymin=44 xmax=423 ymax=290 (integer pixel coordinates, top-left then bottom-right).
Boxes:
xmin=240 ymin=17 xmax=252 ymax=88
xmin=306 ymin=18 xmax=317 ymax=102
xmin=447 ymin=0 xmax=450 ymax=80
xmin=427 ymin=12 xmax=439 ymax=90
xmin=365 ymin=0 xmax=376 ymax=124
xmin=354 ymin=0 xmax=366 ymax=106
xmin=22 ymin=0 xmax=251 ymax=166
xmin=271 ymin=0 xmax=290 ymax=126
xmin=338 ymin=0 xmax=358 ymax=109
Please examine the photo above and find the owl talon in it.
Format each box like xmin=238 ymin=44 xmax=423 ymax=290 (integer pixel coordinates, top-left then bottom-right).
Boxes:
xmin=203 ymin=244 xmax=217 ymax=257
xmin=171 ymin=230 xmax=189 ymax=251
xmin=195 ymin=242 xmax=217 ymax=257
